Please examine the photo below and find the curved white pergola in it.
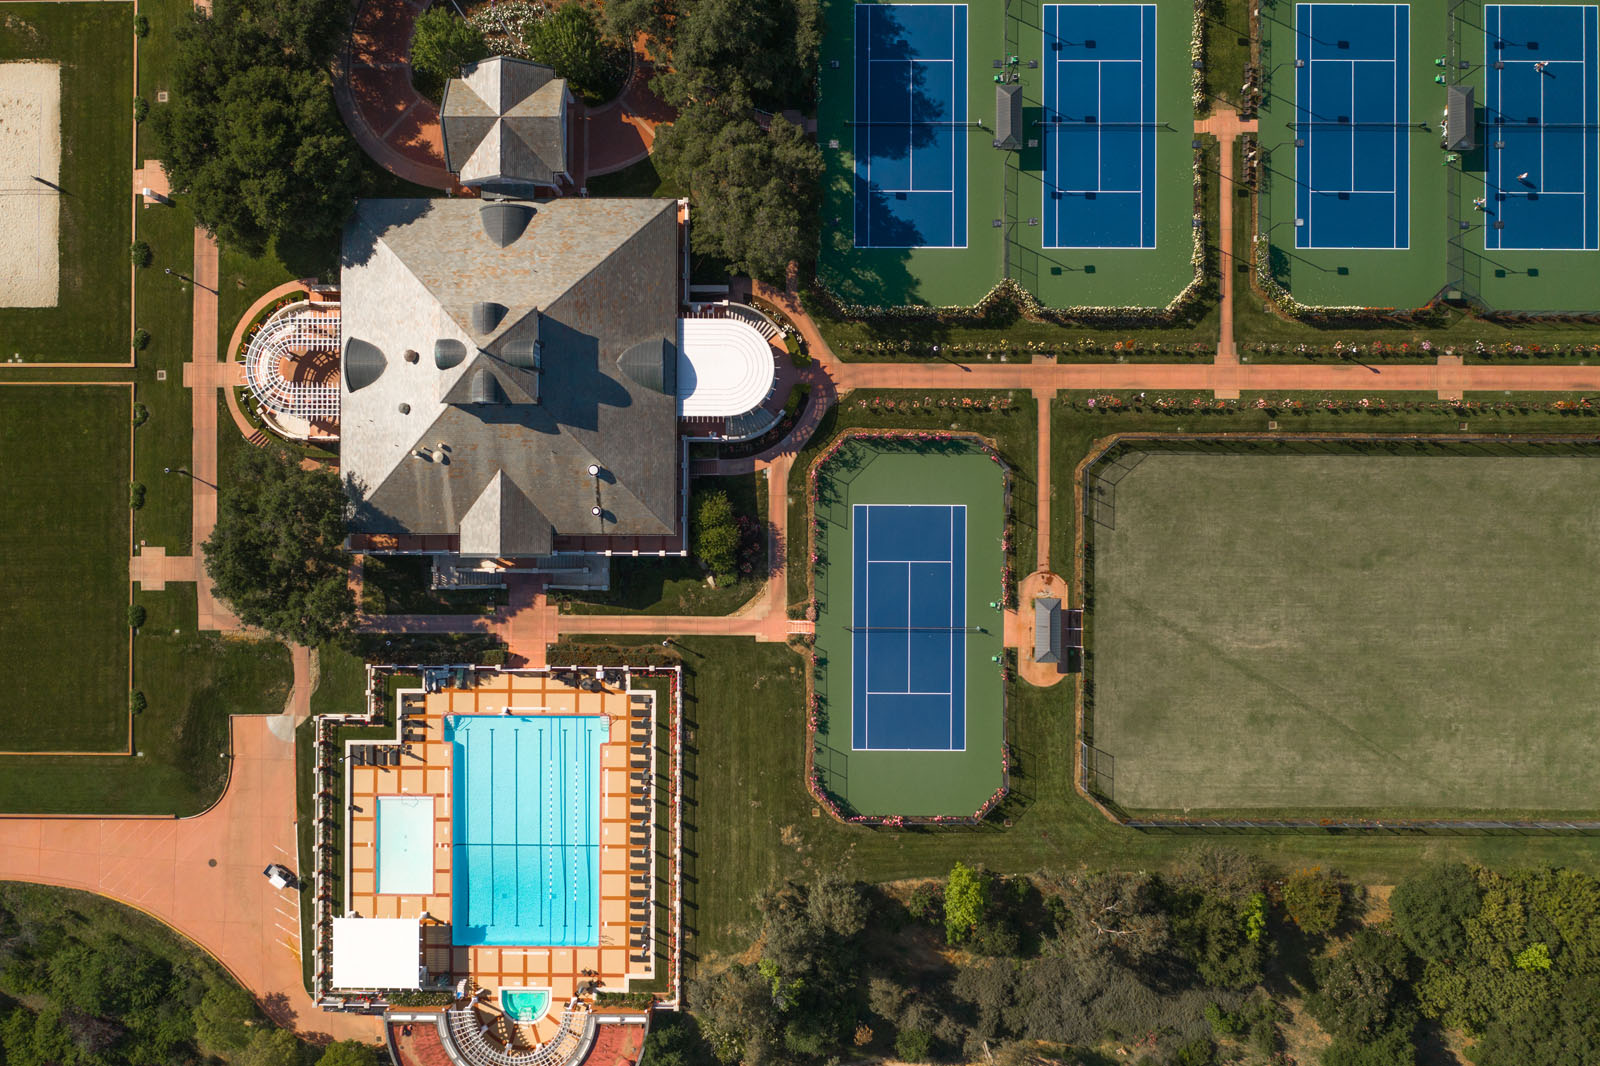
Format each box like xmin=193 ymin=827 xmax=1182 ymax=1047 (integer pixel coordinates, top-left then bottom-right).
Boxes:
xmin=243 ymin=301 xmax=341 ymax=421
xmin=675 ymin=316 xmax=776 ymax=418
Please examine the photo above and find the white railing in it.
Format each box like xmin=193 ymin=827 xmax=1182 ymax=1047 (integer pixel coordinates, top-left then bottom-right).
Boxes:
xmin=243 ymin=300 xmax=342 ymax=420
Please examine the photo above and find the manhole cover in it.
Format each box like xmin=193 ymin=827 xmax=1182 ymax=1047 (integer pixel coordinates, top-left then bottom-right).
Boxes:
xmin=208 ymin=859 xmax=217 ymax=867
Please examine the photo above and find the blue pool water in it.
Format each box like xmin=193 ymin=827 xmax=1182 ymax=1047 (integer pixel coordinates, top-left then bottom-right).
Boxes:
xmin=449 ymin=715 xmax=603 ymax=946
xmin=376 ymin=795 xmax=435 ymax=896
xmin=501 ymin=988 xmax=551 ymax=1023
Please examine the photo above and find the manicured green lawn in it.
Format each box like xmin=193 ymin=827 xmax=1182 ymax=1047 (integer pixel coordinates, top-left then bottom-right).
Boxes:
xmin=0 ymin=584 xmax=291 ymax=813
xmin=584 ymin=155 xmax=684 ymax=198
xmin=566 ymin=632 xmax=1600 ymax=968
xmin=561 ymin=474 xmax=766 ymax=616
xmin=0 ymin=4 xmax=133 ymax=362
xmin=360 ymin=556 xmax=505 ymax=615
xmin=1088 ymin=442 xmax=1600 ymax=814
xmin=0 ymin=385 xmax=131 ymax=752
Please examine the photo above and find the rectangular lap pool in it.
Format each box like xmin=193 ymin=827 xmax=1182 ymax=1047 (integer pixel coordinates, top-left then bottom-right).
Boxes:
xmin=376 ymin=795 xmax=435 ymax=896
xmin=449 ymin=715 xmax=603 ymax=946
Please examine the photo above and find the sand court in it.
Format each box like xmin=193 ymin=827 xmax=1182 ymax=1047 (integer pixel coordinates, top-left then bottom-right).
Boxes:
xmin=0 ymin=61 xmax=61 ymax=308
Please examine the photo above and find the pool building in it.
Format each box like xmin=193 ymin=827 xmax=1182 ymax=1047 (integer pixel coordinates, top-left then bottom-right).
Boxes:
xmin=321 ymin=668 xmax=675 ymax=1063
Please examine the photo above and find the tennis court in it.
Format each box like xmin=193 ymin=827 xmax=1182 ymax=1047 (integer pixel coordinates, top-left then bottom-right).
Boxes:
xmin=1041 ymin=4 xmax=1158 ymax=248
xmin=851 ymin=503 xmax=968 ymax=751
xmin=852 ymin=3 xmax=969 ymax=248
xmin=1483 ymin=4 xmax=1599 ymax=250
xmin=1293 ymin=2 xmax=1411 ymax=249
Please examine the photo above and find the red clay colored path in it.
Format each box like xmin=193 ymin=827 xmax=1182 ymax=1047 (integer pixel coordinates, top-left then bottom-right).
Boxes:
xmin=0 ymin=715 xmax=380 ymax=1044
xmin=585 ymin=41 xmax=676 ymax=176
xmin=334 ymin=0 xmax=455 ymax=190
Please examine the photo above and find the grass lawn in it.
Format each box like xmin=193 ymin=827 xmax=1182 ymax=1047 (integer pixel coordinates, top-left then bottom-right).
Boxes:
xmin=561 ymin=632 xmax=1600 ymax=969
xmin=0 ymin=385 xmax=130 ymax=752
xmin=584 ymin=155 xmax=684 ymax=199
xmin=360 ymin=556 xmax=505 ymax=615
xmin=560 ymin=474 xmax=766 ymax=616
xmin=1087 ymin=443 xmax=1600 ymax=815
xmin=0 ymin=4 xmax=133 ymax=362
xmin=0 ymin=584 xmax=290 ymax=813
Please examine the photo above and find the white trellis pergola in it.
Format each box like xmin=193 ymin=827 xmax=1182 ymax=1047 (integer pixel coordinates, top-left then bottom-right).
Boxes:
xmin=243 ymin=301 xmax=342 ymax=421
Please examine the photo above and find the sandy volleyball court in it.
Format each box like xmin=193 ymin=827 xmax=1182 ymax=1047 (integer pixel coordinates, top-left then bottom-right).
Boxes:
xmin=0 ymin=61 xmax=61 ymax=308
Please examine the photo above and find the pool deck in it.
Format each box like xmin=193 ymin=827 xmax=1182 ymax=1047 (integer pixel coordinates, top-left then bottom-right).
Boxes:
xmin=345 ymin=675 xmax=656 ymax=1045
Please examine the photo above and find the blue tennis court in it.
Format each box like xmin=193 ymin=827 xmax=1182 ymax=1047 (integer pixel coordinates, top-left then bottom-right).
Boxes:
xmin=1293 ymin=3 xmax=1410 ymax=249
xmin=851 ymin=504 xmax=967 ymax=751
xmin=1041 ymin=4 xmax=1158 ymax=248
xmin=1484 ymin=5 xmax=1599 ymax=250
xmin=853 ymin=3 xmax=969 ymax=248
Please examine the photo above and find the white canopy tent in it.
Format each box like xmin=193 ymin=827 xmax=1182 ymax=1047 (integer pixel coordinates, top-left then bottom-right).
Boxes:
xmin=331 ymin=917 xmax=423 ymax=990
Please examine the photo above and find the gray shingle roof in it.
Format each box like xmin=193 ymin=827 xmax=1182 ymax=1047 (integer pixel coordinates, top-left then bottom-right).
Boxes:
xmin=1033 ymin=596 xmax=1061 ymax=664
xmin=995 ymin=83 xmax=1022 ymax=150
xmin=442 ymin=56 xmax=571 ymax=187
xmin=340 ymin=197 xmax=683 ymax=548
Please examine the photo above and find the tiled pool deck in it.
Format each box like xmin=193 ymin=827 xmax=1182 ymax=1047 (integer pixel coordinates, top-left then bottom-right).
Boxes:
xmin=345 ymin=673 xmax=656 ymax=1044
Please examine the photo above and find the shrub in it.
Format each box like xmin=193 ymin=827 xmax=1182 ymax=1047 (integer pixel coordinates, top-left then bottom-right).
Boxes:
xmin=129 ymin=482 xmax=146 ymax=509
xmin=132 ymin=328 xmax=151 ymax=351
xmin=133 ymin=12 xmax=149 ymax=37
xmin=1283 ymin=868 xmax=1344 ymax=936
xmin=906 ymin=883 xmax=943 ymax=924
xmin=692 ymin=490 xmax=741 ymax=579
xmin=1204 ymin=1002 xmax=1242 ymax=1036
xmin=945 ymin=861 xmax=989 ymax=944
xmin=894 ymin=1027 xmax=933 ymax=1063
xmin=130 ymin=241 xmax=152 ymax=267
xmin=132 ymin=402 xmax=149 ymax=426
xmin=133 ymin=97 xmax=150 ymax=122
xmin=129 ymin=690 xmax=147 ymax=715
xmin=128 ymin=603 xmax=147 ymax=629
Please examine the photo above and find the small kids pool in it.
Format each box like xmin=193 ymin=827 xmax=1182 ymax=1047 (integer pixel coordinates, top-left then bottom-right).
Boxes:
xmin=376 ymin=795 xmax=434 ymax=895
xmin=500 ymin=988 xmax=551 ymax=1023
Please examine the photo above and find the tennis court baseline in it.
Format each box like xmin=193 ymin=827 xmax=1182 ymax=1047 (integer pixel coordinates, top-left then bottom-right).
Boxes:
xmin=1293 ymin=3 xmax=1410 ymax=249
xmin=1484 ymin=4 xmax=1599 ymax=250
xmin=852 ymin=3 xmax=969 ymax=248
xmin=1041 ymin=4 xmax=1158 ymax=248
xmin=851 ymin=504 xmax=968 ymax=751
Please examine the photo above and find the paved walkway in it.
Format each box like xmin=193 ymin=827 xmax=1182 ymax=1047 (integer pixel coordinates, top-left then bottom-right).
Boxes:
xmin=585 ymin=41 xmax=675 ymax=176
xmin=333 ymin=0 xmax=455 ymax=190
xmin=0 ymin=715 xmax=380 ymax=1044
xmin=1195 ymin=107 xmax=1259 ymax=401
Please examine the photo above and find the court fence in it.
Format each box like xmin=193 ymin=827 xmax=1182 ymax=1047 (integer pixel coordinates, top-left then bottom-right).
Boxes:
xmin=1072 ymin=431 xmax=1600 ymax=831
xmin=804 ymin=429 xmax=1015 ymax=827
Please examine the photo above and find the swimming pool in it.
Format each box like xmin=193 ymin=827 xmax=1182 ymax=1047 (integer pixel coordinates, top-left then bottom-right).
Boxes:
xmin=449 ymin=715 xmax=603 ymax=946
xmin=376 ymin=795 xmax=435 ymax=895
xmin=500 ymin=988 xmax=551 ymax=1023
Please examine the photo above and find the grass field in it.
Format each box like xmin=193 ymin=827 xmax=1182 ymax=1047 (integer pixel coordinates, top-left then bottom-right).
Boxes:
xmin=0 ymin=386 xmax=130 ymax=752
xmin=0 ymin=585 xmax=291 ymax=813
xmin=811 ymin=440 xmax=1006 ymax=816
xmin=1085 ymin=442 xmax=1600 ymax=815
xmin=0 ymin=4 xmax=133 ymax=362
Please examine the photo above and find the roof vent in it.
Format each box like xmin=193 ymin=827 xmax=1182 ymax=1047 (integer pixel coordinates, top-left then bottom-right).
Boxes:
xmin=434 ymin=339 xmax=467 ymax=369
xmin=398 ymin=402 xmax=411 ymax=415
xmin=468 ymin=366 xmax=503 ymax=405
xmin=403 ymin=349 xmax=420 ymax=364
xmin=471 ymin=301 xmax=507 ymax=335
xmin=479 ymin=202 xmax=535 ymax=248
xmin=343 ymin=338 xmax=387 ymax=393
xmin=501 ymin=339 xmax=540 ymax=370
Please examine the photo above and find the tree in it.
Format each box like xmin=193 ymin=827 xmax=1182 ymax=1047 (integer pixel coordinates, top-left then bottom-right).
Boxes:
xmin=1058 ymin=871 xmax=1172 ymax=968
xmin=149 ymin=0 xmax=364 ymax=255
xmin=601 ymin=0 xmax=672 ymax=50
xmin=894 ymin=1026 xmax=932 ymax=1063
xmin=316 ymin=1039 xmax=381 ymax=1066
xmin=1389 ymin=862 xmax=1481 ymax=962
xmin=524 ymin=2 xmax=626 ymax=105
xmin=203 ymin=444 xmax=355 ymax=645
xmin=1474 ymin=976 xmax=1600 ymax=1066
xmin=1320 ymin=1026 xmax=1417 ymax=1066
xmin=194 ymin=980 xmax=258 ymax=1053
xmin=806 ymin=877 xmax=869 ymax=939
xmin=409 ymin=7 xmax=489 ymax=100
xmin=661 ymin=0 xmax=817 ymax=109
xmin=638 ymin=1011 xmax=715 ymax=1066
xmin=692 ymin=964 xmax=781 ymax=1065
xmin=652 ymin=98 xmax=822 ymax=280
xmin=235 ymin=1027 xmax=300 ymax=1066
xmin=1283 ymin=867 xmax=1344 ymax=936
xmin=692 ymin=490 xmax=741 ymax=578
xmin=945 ymin=861 xmax=989 ymax=943
xmin=1305 ymin=928 xmax=1412 ymax=1043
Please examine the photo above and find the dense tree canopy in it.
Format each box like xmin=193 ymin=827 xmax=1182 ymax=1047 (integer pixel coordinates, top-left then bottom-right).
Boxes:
xmin=652 ymin=98 xmax=823 ymax=281
xmin=150 ymin=0 xmax=364 ymax=254
xmin=657 ymin=0 xmax=820 ymax=110
xmin=523 ymin=1 xmax=628 ymax=105
xmin=203 ymin=444 xmax=355 ymax=646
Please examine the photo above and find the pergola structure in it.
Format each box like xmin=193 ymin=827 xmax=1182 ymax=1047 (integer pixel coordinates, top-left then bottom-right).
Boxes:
xmin=243 ymin=301 xmax=342 ymax=424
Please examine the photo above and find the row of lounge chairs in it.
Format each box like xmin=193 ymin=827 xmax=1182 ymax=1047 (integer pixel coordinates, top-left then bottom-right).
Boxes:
xmin=353 ymin=744 xmax=406 ymax=767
